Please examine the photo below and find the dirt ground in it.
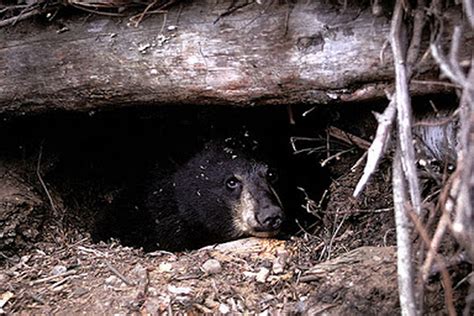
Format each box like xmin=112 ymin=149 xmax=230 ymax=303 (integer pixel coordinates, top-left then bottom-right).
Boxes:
xmin=1 ymin=236 xmax=400 ymax=315
xmin=1 ymin=151 xmax=469 ymax=315
xmin=0 ymin=105 xmax=471 ymax=314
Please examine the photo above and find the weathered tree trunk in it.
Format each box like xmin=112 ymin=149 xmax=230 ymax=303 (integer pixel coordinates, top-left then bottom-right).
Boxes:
xmin=0 ymin=1 xmax=470 ymax=115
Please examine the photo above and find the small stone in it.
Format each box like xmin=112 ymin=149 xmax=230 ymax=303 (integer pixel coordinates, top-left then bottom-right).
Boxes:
xmin=0 ymin=291 xmax=14 ymax=309
xmin=104 ymin=275 xmax=123 ymax=287
xmin=50 ymin=265 xmax=67 ymax=276
xmin=255 ymin=267 xmax=270 ymax=283
xmin=219 ymin=303 xmax=230 ymax=314
xmin=272 ymin=250 xmax=289 ymax=274
xmin=243 ymin=271 xmax=257 ymax=279
xmin=168 ymin=285 xmax=192 ymax=295
xmin=204 ymin=297 xmax=219 ymax=309
xmin=158 ymin=262 xmax=173 ymax=273
xmin=259 ymin=309 xmax=270 ymax=316
xmin=201 ymin=259 xmax=222 ymax=274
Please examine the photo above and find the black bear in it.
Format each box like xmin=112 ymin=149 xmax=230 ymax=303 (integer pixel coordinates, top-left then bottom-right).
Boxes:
xmin=94 ymin=138 xmax=288 ymax=251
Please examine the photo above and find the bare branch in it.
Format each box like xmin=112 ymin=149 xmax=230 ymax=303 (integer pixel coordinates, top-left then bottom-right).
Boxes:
xmin=406 ymin=0 xmax=427 ymax=77
xmin=353 ymin=99 xmax=396 ymax=197
xmin=393 ymin=149 xmax=418 ymax=316
xmin=326 ymin=126 xmax=371 ymax=150
xmin=463 ymin=0 xmax=474 ymax=29
xmin=430 ymin=26 xmax=472 ymax=90
xmin=452 ymin=61 xmax=474 ymax=262
xmin=407 ymin=211 xmax=456 ymax=316
xmin=37 ymin=142 xmax=58 ymax=213
xmin=391 ymin=0 xmax=423 ymax=216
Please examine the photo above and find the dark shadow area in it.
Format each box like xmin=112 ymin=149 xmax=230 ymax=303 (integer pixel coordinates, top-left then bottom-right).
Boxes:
xmin=1 ymin=104 xmax=333 ymax=251
xmin=0 ymin=93 xmax=458 ymax=253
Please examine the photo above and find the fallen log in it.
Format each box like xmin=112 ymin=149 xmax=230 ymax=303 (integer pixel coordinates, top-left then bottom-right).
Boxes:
xmin=0 ymin=1 xmax=470 ymax=115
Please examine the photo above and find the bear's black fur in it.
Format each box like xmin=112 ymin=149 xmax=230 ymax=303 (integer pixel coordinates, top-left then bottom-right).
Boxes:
xmin=94 ymin=137 xmax=294 ymax=251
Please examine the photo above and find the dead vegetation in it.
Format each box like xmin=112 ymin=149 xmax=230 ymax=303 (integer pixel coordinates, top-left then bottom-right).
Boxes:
xmin=0 ymin=0 xmax=177 ymax=27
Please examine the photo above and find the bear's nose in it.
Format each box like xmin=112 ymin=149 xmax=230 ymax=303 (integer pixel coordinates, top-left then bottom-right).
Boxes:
xmin=256 ymin=206 xmax=283 ymax=231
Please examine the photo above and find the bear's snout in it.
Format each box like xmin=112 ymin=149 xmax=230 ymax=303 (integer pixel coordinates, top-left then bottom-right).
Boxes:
xmin=255 ymin=205 xmax=284 ymax=231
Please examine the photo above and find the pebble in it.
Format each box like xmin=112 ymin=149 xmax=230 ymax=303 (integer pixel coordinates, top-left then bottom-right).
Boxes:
xmin=50 ymin=265 xmax=67 ymax=276
xmin=201 ymin=259 xmax=222 ymax=274
xmin=104 ymin=275 xmax=124 ymax=287
xmin=0 ymin=291 xmax=14 ymax=309
xmin=168 ymin=285 xmax=192 ymax=295
xmin=219 ymin=303 xmax=230 ymax=314
xmin=255 ymin=267 xmax=270 ymax=283
xmin=272 ymin=250 xmax=289 ymax=274
xmin=158 ymin=262 xmax=173 ymax=273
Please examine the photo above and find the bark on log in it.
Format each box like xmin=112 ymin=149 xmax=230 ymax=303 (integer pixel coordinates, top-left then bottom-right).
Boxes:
xmin=0 ymin=1 xmax=471 ymax=115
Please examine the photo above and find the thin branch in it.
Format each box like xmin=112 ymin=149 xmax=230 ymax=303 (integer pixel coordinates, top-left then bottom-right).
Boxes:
xmin=326 ymin=126 xmax=371 ymax=150
xmin=452 ymin=61 xmax=474 ymax=261
xmin=430 ymin=26 xmax=472 ymax=90
xmin=37 ymin=142 xmax=57 ymax=213
xmin=105 ymin=261 xmax=135 ymax=286
xmin=407 ymin=211 xmax=456 ymax=316
xmin=393 ymin=148 xmax=417 ymax=316
xmin=390 ymin=0 xmax=423 ymax=216
xmin=406 ymin=0 xmax=426 ymax=78
xmin=353 ymin=99 xmax=396 ymax=197
xmin=0 ymin=7 xmax=44 ymax=27
xmin=463 ymin=0 xmax=474 ymax=29
xmin=421 ymin=168 xmax=459 ymax=282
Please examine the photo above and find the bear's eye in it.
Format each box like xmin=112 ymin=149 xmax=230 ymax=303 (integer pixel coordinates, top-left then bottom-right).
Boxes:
xmin=225 ymin=176 xmax=240 ymax=190
xmin=266 ymin=169 xmax=278 ymax=183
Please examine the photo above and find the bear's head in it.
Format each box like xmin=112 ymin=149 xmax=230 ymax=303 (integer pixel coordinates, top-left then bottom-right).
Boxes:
xmin=173 ymin=140 xmax=285 ymax=242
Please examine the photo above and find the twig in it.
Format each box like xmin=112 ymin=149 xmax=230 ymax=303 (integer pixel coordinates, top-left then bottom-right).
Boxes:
xmin=421 ymin=169 xmax=458 ymax=282
xmin=463 ymin=0 xmax=474 ymax=29
xmin=406 ymin=0 xmax=427 ymax=78
xmin=0 ymin=7 xmax=44 ymax=27
xmin=411 ymin=79 xmax=460 ymax=89
xmin=430 ymin=26 xmax=472 ymax=91
xmin=393 ymin=149 xmax=417 ymax=316
xmin=106 ymin=261 xmax=135 ymax=286
xmin=37 ymin=142 xmax=57 ymax=213
xmin=77 ymin=245 xmax=106 ymax=257
xmin=68 ymin=3 xmax=125 ymax=16
xmin=325 ymin=207 xmax=393 ymax=215
xmin=0 ymin=251 xmax=17 ymax=264
xmin=350 ymin=151 xmax=368 ymax=172
xmin=29 ymin=270 xmax=77 ymax=286
xmin=214 ymin=0 xmax=253 ymax=24
xmin=407 ymin=211 xmax=456 ymax=316
xmin=326 ymin=126 xmax=371 ymax=150
xmin=320 ymin=148 xmax=354 ymax=167
xmin=353 ymin=99 xmax=396 ymax=197
xmin=27 ymin=292 xmax=47 ymax=305
xmin=391 ymin=0 xmax=423 ymax=216
xmin=132 ymin=0 xmax=158 ymax=27
xmin=326 ymin=213 xmax=347 ymax=260
xmin=452 ymin=61 xmax=474 ymax=261
xmin=50 ymin=275 xmax=75 ymax=289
